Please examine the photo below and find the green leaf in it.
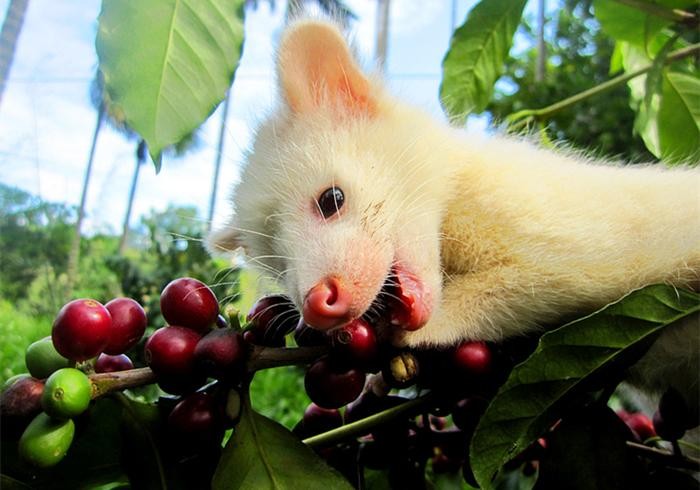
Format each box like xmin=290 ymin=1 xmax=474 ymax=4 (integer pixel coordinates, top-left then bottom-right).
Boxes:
xmin=657 ymin=71 xmax=700 ymax=162
xmin=593 ymin=0 xmax=695 ymax=49
xmin=96 ymin=0 xmax=246 ymax=167
xmin=440 ymin=0 xmax=527 ymax=122
xmin=212 ymin=399 xmax=353 ymax=490
xmin=469 ymin=285 xmax=700 ymax=489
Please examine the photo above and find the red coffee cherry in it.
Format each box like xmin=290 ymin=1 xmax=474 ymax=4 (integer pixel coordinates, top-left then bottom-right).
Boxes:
xmin=452 ymin=341 xmax=493 ymax=376
xmin=144 ymin=326 xmax=201 ymax=377
xmin=95 ymin=353 xmax=134 ymax=373
xmin=52 ymin=299 xmax=112 ymax=361
xmin=160 ymin=278 xmax=219 ymax=334
xmin=168 ymin=392 xmax=225 ymax=444
xmin=103 ymin=297 xmax=147 ymax=355
xmin=299 ymin=402 xmax=343 ymax=437
xmin=331 ymin=318 xmax=378 ymax=367
xmin=304 ymin=356 xmax=365 ymax=409
xmin=246 ymin=295 xmax=299 ymax=345
xmin=193 ymin=328 xmax=247 ymax=381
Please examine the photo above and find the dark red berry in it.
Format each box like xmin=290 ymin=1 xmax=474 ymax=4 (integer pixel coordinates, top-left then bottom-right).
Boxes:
xmin=452 ymin=341 xmax=492 ymax=376
xmin=216 ymin=314 xmax=229 ymax=329
xmin=331 ymin=318 xmax=378 ymax=367
xmin=294 ymin=320 xmax=329 ymax=347
xmin=618 ymin=410 xmax=656 ymax=442
xmin=193 ymin=329 xmax=247 ymax=381
xmin=52 ymin=299 xmax=112 ymax=361
xmin=95 ymin=353 xmax=134 ymax=373
xmin=168 ymin=392 xmax=225 ymax=444
xmin=144 ymin=326 xmax=201 ymax=376
xmin=299 ymin=402 xmax=343 ymax=437
xmin=247 ymin=295 xmax=299 ymax=343
xmin=1 ymin=376 xmax=44 ymax=419
xmin=304 ymin=356 xmax=365 ymax=409
xmin=103 ymin=297 xmax=147 ymax=355
xmin=160 ymin=278 xmax=219 ymax=333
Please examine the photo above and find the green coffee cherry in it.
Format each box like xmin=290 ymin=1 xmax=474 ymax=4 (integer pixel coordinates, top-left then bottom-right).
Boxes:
xmin=25 ymin=337 xmax=71 ymax=379
xmin=41 ymin=368 xmax=92 ymax=419
xmin=19 ymin=412 xmax=75 ymax=468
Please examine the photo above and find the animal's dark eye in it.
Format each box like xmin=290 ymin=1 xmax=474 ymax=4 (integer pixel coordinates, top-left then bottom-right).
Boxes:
xmin=317 ymin=187 xmax=345 ymax=218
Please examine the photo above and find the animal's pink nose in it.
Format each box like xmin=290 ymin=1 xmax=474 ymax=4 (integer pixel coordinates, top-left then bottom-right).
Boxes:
xmin=303 ymin=277 xmax=352 ymax=330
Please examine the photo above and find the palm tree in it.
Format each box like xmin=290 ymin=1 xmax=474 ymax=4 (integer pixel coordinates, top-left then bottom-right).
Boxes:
xmin=0 ymin=0 xmax=29 ymax=108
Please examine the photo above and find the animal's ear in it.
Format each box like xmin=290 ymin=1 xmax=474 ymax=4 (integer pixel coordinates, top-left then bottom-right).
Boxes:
xmin=276 ymin=20 xmax=376 ymax=116
xmin=207 ymin=224 xmax=244 ymax=255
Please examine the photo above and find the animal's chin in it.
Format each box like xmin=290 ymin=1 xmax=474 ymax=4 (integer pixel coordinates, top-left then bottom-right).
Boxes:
xmin=364 ymin=263 xmax=432 ymax=332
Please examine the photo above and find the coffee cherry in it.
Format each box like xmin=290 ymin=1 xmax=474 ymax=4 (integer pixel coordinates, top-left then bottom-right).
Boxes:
xmin=103 ymin=297 xmax=147 ymax=355
xmin=52 ymin=299 xmax=112 ymax=361
xmin=25 ymin=336 xmax=71 ymax=379
xmin=160 ymin=278 xmax=219 ymax=333
xmin=382 ymin=351 xmax=420 ymax=389
xmin=144 ymin=326 xmax=201 ymax=377
xmin=95 ymin=353 xmax=134 ymax=373
xmin=242 ymin=326 xmax=286 ymax=347
xmin=617 ymin=410 xmax=656 ymax=442
xmin=168 ymin=392 xmax=225 ymax=444
xmin=19 ymin=413 xmax=75 ymax=468
xmin=193 ymin=328 xmax=247 ymax=381
xmin=331 ymin=318 xmax=378 ymax=367
xmin=247 ymin=294 xmax=299 ymax=343
xmin=300 ymin=402 xmax=343 ymax=437
xmin=452 ymin=341 xmax=492 ymax=376
xmin=1 ymin=376 xmax=44 ymax=418
xmin=41 ymin=368 xmax=92 ymax=419
xmin=294 ymin=321 xmax=329 ymax=347
xmin=304 ymin=356 xmax=365 ymax=409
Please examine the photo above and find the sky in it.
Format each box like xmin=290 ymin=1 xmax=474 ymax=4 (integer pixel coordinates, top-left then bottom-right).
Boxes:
xmin=0 ymin=1 xmax=482 ymax=235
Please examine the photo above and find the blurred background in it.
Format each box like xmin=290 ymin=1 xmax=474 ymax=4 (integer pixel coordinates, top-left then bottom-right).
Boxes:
xmin=0 ymin=0 xmax=652 ymax=425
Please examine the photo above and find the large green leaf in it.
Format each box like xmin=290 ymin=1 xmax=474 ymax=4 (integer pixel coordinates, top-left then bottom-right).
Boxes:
xmin=212 ymin=399 xmax=352 ymax=490
xmin=593 ymin=0 xmax=695 ymax=49
xmin=469 ymin=285 xmax=700 ymax=489
xmin=657 ymin=71 xmax=700 ymax=162
xmin=96 ymin=0 xmax=245 ymax=169
xmin=440 ymin=0 xmax=527 ymax=122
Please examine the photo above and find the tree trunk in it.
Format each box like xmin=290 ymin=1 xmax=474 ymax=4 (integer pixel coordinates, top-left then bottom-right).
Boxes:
xmin=375 ymin=0 xmax=390 ymax=73
xmin=118 ymin=140 xmax=147 ymax=255
xmin=208 ymin=93 xmax=231 ymax=230
xmin=66 ymin=105 xmax=104 ymax=295
xmin=0 ymin=0 xmax=29 ymax=108
xmin=535 ymin=0 xmax=546 ymax=83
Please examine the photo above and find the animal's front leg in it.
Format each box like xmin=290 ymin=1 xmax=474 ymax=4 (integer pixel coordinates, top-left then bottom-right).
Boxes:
xmin=396 ymin=266 xmax=537 ymax=348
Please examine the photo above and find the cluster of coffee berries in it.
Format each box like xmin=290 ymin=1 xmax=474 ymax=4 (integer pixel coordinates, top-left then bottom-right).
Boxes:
xmin=1 ymin=295 xmax=147 ymax=468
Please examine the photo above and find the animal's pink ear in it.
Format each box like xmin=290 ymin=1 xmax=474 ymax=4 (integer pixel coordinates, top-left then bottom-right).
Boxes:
xmin=277 ymin=21 xmax=376 ymax=116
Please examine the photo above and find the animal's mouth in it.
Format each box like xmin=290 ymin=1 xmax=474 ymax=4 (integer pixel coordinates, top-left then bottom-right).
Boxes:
xmin=365 ymin=263 xmax=432 ymax=332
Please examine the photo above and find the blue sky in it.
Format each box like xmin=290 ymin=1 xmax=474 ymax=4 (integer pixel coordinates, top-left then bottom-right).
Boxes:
xmin=0 ymin=1 xmax=482 ymax=233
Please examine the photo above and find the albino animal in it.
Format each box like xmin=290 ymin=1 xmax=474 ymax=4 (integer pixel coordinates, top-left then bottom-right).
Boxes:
xmin=210 ymin=20 xmax=699 ymax=411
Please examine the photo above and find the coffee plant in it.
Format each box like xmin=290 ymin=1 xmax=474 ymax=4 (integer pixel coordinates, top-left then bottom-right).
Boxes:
xmin=2 ymin=0 xmax=699 ymax=488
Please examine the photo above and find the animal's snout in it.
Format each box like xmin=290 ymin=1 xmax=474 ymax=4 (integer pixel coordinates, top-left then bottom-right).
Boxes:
xmin=303 ymin=277 xmax=352 ymax=330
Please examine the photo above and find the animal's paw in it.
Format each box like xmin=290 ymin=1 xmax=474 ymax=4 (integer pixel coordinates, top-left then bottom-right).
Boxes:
xmin=391 ymin=310 xmax=462 ymax=349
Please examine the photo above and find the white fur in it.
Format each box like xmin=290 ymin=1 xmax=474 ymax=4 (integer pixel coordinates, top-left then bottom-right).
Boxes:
xmin=210 ymin=20 xmax=700 ymax=412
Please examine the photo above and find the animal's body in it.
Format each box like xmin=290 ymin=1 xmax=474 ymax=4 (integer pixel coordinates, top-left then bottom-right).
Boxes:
xmin=210 ymin=20 xmax=699 ymax=411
